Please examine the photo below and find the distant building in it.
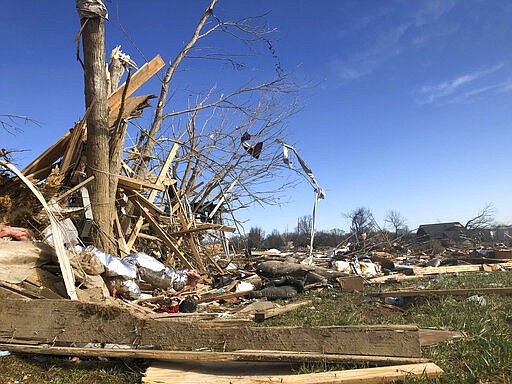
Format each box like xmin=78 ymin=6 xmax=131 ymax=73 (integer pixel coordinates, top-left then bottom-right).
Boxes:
xmin=477 ymin=225 xmax=512 ymax=242
xmin=416 ymin=222 xmax=467 ymax=241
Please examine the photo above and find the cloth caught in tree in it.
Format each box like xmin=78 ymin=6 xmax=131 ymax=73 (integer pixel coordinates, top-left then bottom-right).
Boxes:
xmin=76 ymin=0 xmax=108 ymax=20
xmin=277 ymin=139 xmax=325 ymax=199
xmin=241 ymin=132 xmax=263 ymax=159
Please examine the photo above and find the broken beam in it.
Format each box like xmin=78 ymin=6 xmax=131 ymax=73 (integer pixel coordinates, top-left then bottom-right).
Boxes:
xmin=0 ymin=343 xmax=430 ymax=366
xmin=378 ymin=287 xmax=512 ymax=298
xmin=0 ymin=299 xmax=421 ymax=357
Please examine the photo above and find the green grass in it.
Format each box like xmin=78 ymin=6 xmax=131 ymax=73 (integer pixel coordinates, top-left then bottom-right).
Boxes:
xmin=0 ymin=355 xmax=145 ymax=384
xmin=0 ymin=271 xmax=511 ymax=383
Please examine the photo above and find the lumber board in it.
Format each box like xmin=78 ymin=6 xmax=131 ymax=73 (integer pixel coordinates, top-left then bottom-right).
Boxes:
xmin=337 ymin=276 xmax=364 ymax=292
xmin=254 ymin=300 xmax=312 ymax=322
xmin=171 ymin=184 xmax=207 ymax=273
xmin=1 ymin=162 xmax=77 ymax=300
xmin=0 ymin=282 xmax=42 ymax=299
xmin=142 ymin=361 xmax=443 ymax=384
xmin=418 ymin=328 xmax=463 ymax=347
xmin=0 ymin=343 xmax=429 ymax=366
xmin=113 ymin=210 xmax=129 ymax=256
xmin=108 ymin=55 xmax=165 ymax=112
xmin=378 ymin=287 xmax=512 ymax=298
xmin=118 ymin=175 xmax=165 ymax=192
xmin=124 ymin=188 xmax=167 ymax=216
xmin=53 ymin=176 xmax=94 ymax=202
xmin=0 ymin=299 xmax=421 ymax=357
xmin=22 ymin=131 xmax=70 ymax=177
xmin=413 ymin=265 xmax=482 ymax=275
xmin=107 ymin=94 xmax=155 ymax=127
xmin=58 ymin=107 xmax=90 ymax=179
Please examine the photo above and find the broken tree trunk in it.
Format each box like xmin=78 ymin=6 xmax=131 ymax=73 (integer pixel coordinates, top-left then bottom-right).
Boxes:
xmin=80 ymin=11 xmax=115 ymax=253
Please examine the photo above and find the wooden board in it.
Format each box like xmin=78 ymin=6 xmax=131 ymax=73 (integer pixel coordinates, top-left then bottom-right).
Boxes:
xmin=142 ymin=361 xmax=443 ymax=384
xmin=254 ymin=300 xmax=312 ymax=322
xmin=378 ymin=287 xmax=512 ymax=298
xmin=413 ymin=265 xmax=482 ymax=275
xmin=0 ymin=343 xmax=429 ymax=366
xmin=418 ymin=328 xmax=463 ymax=347
xmin=337 ymin=276 xmax=364 ymax=292
xmin=0 ymin=299 xmax=421 ymax=357
xmin=118 ymin=175 xmax=165 ymax=192
xmin=108 ymin=55 xmax=165 ymax=112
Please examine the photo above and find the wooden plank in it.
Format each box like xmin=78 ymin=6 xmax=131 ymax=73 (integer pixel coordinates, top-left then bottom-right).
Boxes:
xmin=0 ymin=282 xmax=43 ymax=299
xmin=419 ymin=328 xmax=463 ymax=347
xmin=53 ymin=176 xmax=94 ymax=203
xmin=22 ymin=133 xmax=70 ymax=179
xmin=413 ymin=265 xmax=482 ymax=275
xmin=124 ymin=188 xmax=167 ymax=216
xmin=58 ymin=106 xmax=90 ymax=179
xmin=169 ymin=223 xmax=236 ymax=236
xmin=378 ymin=287 xmax=512 ymax=298
xmin=143 ymin=361 xmax=443 ymax=384
xmin=114 ymin=211 xmax=129 ymax=256
xmin=337 ymin=276 xmax=364 ymax=292
xmin=0 ymin=299 xmax=421 ymax=357
xmin=107 ymin=94 xmax=155 ymax=127
xmin=118 ymin=175 xmax=166 ymax=192
xmin=255 ymin=300 xmax=312 ymax=322
xmin=0 ymin=343 xmax=429 ymax=366
xmin=170 ymin=184 xmax=207 ymax=273
xmin=108 ymin=55 xmax=165 ymax=112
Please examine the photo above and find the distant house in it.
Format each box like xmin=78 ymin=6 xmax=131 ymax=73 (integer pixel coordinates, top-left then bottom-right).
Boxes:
xmin=416 ymin=222 xmax=467 ymax=241
xmin=477 ymin=225 xmax=512 ymax=242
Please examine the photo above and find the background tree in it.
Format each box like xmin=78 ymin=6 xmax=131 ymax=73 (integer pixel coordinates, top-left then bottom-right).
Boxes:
xmin=465 ymin=203 xmax=496 ymax=231
xmin=265 ymin=229 xmax=284 ymax=250
xmin=345 ymin=207 xmax=375 ymax=243
xmin=247 ymin=226 xmax=265 ymax=250
xmin=384 ymin=210 xmax=407 ymax=236
xmin=295 ymin=215 xmax=312 ymax=247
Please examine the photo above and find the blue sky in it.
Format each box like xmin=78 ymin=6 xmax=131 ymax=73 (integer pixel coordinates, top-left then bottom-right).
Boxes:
xmin=1 ymin=1 xmax=512 ymax=234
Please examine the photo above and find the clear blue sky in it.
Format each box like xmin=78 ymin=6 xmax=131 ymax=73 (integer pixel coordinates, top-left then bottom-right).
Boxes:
xmin=1 ymin=1 xmax=512 ymax=234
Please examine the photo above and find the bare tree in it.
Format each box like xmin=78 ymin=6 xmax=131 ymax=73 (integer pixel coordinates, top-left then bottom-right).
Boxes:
xmin=247 ymin=226 xmax=265 ymax=250
xmin=345 ymin=207 xmax=375 ymax=238
xmin=295 ymin=215 xmax=312 ymax=247
xmin=120 ymin=1 xmax=301 ymax=233
xmin=384 ymin=210 xmax=406 ymax=235
xmin=265 ymin=229 xmax=284 ymax=249
xmin=465 ymin=203 xmax=496 ymax=231
xmin=76 ymin=1 xmax=115 ymax=253
xmin=0 ymin=114 xmax=40 ymax=135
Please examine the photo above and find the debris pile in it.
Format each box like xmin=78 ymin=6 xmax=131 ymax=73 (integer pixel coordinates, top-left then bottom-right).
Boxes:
xmin=1 ymin=51 xmax=510 ymax=382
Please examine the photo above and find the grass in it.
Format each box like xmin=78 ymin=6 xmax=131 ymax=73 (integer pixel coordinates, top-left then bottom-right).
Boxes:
xmin=0 ymin=271 xmax=511 ymax=383
xmin=0 ymin=355 xmax=145 ymax=384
